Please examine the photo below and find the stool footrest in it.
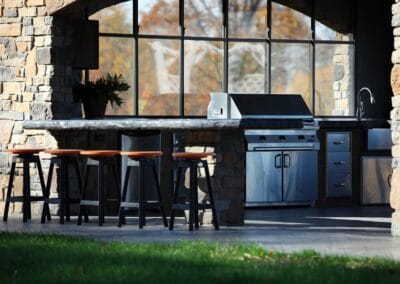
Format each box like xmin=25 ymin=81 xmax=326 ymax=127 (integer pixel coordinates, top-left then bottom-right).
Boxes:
xmin=7 ymin=196 xmax=44 ymax=202
xmin=172 ymin=203 xmax=214 ymax=211
xmin=121 ymin=201 xmax=161 ymax=209
xmin=80 ymin=200 xmax=99 ymax=206
xmin=45 ymin=198 xmax=81 ymax=204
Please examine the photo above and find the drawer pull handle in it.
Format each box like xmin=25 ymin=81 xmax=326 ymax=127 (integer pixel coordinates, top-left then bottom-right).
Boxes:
xmin=334 ymin=183 xmax=346 ymax=188
xmin=334 ymin=161 xmax=345 ymax=165
xmin=333 ymin=141 xmax=345 ymax=145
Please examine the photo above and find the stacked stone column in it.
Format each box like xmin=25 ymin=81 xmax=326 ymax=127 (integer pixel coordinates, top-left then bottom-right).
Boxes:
xmin=391 ymin=0 xmax=400 ymax=237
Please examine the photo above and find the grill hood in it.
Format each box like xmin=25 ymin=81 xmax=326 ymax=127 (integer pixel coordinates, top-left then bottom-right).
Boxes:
xmin=207 ymin=93 xmax=313 ymax=120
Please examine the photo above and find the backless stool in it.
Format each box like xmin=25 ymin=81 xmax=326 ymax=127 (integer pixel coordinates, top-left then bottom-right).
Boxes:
xmin=118 ymin=151 xmax=168 ymax=229
xmin=169 ymin=152 xmax=219 ymax=231
xmin=41 ymin=149 xmax=87 ymax=224
xmin=77 ymin=150 xmax=121 ymax=226
xmin=3 ymin=149 xmax=50 ymax=222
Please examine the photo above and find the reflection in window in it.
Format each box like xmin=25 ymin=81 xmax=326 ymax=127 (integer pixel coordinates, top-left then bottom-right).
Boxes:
xmin=228 ymin=42 xmax=267 ymax=93
xmin=139 ymin=39 xmax=180 ymax=116
xmin=229 ymin=0 xmax=268 ymax=38
xmin=271 ymin=43 xmax=312 ymax=109
xmin=184 ymin=41 xmax=223 ymax=116
xmin=315 ymin=44 xmax=354 ymax=116
xmin=185 ymin=0 xmax=223 ymax=37
xmin=90 ymin=37 xmax=134 ymax=115
xmin=315 ymin=0 xmax=353 ymax=41
xmin=89 ymin=1 xmax=133 ymax=34
xmin=271 ymin=1 xmax=311 ymax=40
xmin=139 ymin=0 xmax=179 ymax=35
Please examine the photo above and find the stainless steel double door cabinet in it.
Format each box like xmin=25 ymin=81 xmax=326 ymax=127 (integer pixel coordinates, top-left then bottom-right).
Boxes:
xmin=246 ymin=151 xmax=318 ymax=204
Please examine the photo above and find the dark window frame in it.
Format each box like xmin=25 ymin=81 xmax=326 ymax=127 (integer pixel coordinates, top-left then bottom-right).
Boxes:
xmin=90 ymin=0 xmax=356 ymax=118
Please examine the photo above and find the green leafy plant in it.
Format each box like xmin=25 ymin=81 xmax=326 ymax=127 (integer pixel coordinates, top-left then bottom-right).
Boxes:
xmin=72 ymin=73 xmax=130 ymax=108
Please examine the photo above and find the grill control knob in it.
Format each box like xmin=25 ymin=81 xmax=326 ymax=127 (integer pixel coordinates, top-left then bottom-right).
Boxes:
xmin=298 ymin=135 xmax=305 ymax=141
xmin=279 ymin=135 xmax=286 ymax=141
xmin=259 ymin=136 xmax=266 ymax=141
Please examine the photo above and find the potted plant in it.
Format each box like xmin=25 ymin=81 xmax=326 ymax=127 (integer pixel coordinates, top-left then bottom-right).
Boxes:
xmin=72 ymin=73 xmax=130 ymax=119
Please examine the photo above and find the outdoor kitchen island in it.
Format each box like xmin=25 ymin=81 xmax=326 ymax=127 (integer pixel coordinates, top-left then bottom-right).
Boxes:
xmin=23 ymin=118 xmax=304 ymax=226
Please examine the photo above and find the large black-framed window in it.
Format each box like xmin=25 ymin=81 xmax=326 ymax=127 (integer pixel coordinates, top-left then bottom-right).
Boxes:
xmin=89 ymin=0 xmax=356 ymax=117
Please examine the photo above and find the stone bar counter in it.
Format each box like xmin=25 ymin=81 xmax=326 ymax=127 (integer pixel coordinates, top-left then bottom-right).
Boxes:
xmin=24 ymin=118 xmax=301 ymax=225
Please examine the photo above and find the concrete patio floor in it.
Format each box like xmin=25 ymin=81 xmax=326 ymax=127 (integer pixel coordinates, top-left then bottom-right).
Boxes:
xmin=1 ymin=206 xmax=400 ymax=260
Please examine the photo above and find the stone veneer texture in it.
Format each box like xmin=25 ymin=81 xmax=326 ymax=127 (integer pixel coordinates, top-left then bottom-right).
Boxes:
xmin=392 ymin=0 xmax=400 ymax=236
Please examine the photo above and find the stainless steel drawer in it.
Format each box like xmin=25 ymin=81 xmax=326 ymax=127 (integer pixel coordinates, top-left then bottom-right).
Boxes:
xmin=327 ymin=152 xmax=351 ymax=174
xmin=327 ymin=133 xmax=351 ymax=152
xmin=327 ymin=174 xmax=352 ymax=197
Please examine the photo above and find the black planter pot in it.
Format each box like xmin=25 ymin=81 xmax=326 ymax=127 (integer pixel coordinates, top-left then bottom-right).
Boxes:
xmin=82 ymin=95 xmax=107 ymax=119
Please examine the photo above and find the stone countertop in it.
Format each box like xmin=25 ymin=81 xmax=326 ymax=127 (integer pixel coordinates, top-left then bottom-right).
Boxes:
xmin=22 ymin=118 xmax=303 ymax=131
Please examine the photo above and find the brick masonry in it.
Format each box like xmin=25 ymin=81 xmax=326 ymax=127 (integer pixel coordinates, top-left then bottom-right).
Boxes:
xmin=392 ymin=0 xmax=400 ymax=237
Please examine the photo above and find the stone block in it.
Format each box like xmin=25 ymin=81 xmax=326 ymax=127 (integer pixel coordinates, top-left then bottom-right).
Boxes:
xmin=25 ymin=48 xmax=37 ymax=78
xmin=393 ymin=14 xmax=400 ymax=27
xmin=393 ymin=2 xmax=400 ymax=15
xmin=26 ymin=0 xmax=44 ymax=6
xmin=16 ymin=42 xmax=28 ymax=52
xmin=392 ymin=212 xmax=400 ymax=237
xmin=3 ymin=82 xmax=22 ymax=94
xmin=19 ymin=7 xmax=37 ymax=17
xmin=4 ymin=0 xmax=24 ymax=8
xmin=393 ymin=95 xmax=400 ymax=108
xmin=0 ymin=111 xmax=24 ymax=121
xmin=393 ymin=50 xmax=400 ymax=64
xmin=0 ymin=23 xmax=21 ymax=36
xmin=392 ymin=65 xmax=400 ymax=96
xmin=4 ymin=8 xmax=18 ymax=17
xmin=23 ymin=26 xmax=34 ymax=36
xmin=22 ymin=17 xmax=33 ymax=26
xmin=0 ymin=120 xmax=14 ymax=144
xmin=36 ymin=47 xmax=51 ymax=64
xmin=391 ymin=169 xmax=400 ymax=211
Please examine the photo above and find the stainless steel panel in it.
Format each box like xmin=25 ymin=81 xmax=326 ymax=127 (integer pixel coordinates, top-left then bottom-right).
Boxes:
xmin=327 ymin=174 xmax=352 ymax=197
xmin=361 ymin=156 xmax=391 ymax=204
xmin=367 ymin=128 xmax=392 ymax=151
xmin=207 ymin=92 xmax=229 ymax=119
xmin=327 ymin=152 xmax=351 ymax=174
xmin=283 ymin=151 xmax=318 ymax=202
xmin=246 ymin=151 xmax=282 ymax=203
xmin=327 ymin=133 xmax=351 ymax=152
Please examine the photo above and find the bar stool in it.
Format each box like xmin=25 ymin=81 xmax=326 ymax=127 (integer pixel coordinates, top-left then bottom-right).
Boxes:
xmin=3 ymin=148 xmax=50 ymax=222
xmin=41 ymin=149 xmax=86 ymax=224
xmin=169 ymin=152 xmax=219 ymax=231
xmin=118 ymin=151 xmax=168 ymax=229
xmin=77 ymin=150 xmax=121 ymax=226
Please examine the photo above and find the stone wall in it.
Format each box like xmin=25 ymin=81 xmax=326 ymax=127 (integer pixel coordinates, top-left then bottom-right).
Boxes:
xmin=391 ymin=0 xmax=400 ymax=237
xmin=0 ymin=0 xmax=81 ymax=217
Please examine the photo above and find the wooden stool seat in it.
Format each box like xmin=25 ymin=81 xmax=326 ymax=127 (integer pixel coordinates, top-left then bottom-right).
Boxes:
xmin=7 ymin=148 xmax=45 ymax=155
xmin=44 ymin=149 xmax=82 ymax=156
xmin=80 ymin=150 xmax=120 ymax=158
xmin=172 ymin=152 xmax=216 ymax=160
xmin=120 ymin=151 xmax=163 ymax=159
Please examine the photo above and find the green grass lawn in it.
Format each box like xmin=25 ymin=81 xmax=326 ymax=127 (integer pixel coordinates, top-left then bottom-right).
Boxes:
xmin=0 ymin=232 xmax=399 ymax=283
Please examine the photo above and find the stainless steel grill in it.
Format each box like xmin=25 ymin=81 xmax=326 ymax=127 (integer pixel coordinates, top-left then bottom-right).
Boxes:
xmin=208 ymin=93 xmax=320 ymax=207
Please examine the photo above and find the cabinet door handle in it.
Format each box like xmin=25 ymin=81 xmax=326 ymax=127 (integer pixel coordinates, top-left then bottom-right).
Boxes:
xmin=333 ymin=141 xmax=345 ymax=145
xmin=334 ymin=183 xmax=346 ymax=188
xmin=387 ymin=174 xmax=392 ymax=189
xmin=334 ymin=161 xmax=345 ymax=165
xmin=283 ymin=154 xmax=291 ymax=168
xmin=274 ymin=154 xmax=282 ymax=168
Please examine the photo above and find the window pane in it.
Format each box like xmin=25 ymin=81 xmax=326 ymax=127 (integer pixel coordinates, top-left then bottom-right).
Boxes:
xmin=89 ymin=37 xmax=134 ymax=116
xmin=185 ymin=0 xmax=223 ymax=37
xmin=229 ymin=0 xmax=268 ymax=38
xmin=271 ymin=43 xmax=312 ymax=109
xmin=271 ymin=1 xmax=311 ymax=40
xmin=139 ymin=0 xmax=179 ymax=35
xmin=315 ymin=44 xmax=355 ymax=116
xmin=315 ymin=0 xmax=354 ymax=41
xmin=139 ymin=39 xmax=180 ymax=116
xmin=228 ymin=42 xmax=267 ymax=93
xmin=89 ymin=1 xmax=133 ymax=34
xmin=184 ymin=41 xmax=223 ymax=116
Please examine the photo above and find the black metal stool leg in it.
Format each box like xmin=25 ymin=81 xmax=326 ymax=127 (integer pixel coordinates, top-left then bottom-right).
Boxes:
xmin=138 ymin=160 xmax=145 ymax=229
xmin=98 ymin=161 xmax=105 ymax=226
xmin=22 ymin=159 xmax=30 ymax=222
xmin=64 ymin=160 xmax=71 ymax=222
xmin=41 ymin=159 xmax=55 ymax=223
xmin=194 ymin=162 xmax=200 ymax=229
xmin=169 ymin=166 xmax=182 ymax=230
xmin=77 ymin=163 xmax=90 ymax=225
xmin=188 ymin=163 xmax=195 ymax=231
xmin=35 ymin=156 xmax=49 ymax=221
xmin=204 ymin=161 xmax=219 ymax=230
xmin=3 ymin=158 xmax=16 ymax=222
xmin=118 ymin=165 xmax=131 ymax=227
xmin=59 ymin=158 xmax=66 ymax=224
xmin=151 ymin=160 xmax=168 ymax=227
xmin=74 ymin=158 xmax=88 ymax=223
